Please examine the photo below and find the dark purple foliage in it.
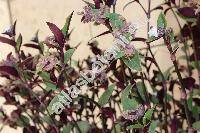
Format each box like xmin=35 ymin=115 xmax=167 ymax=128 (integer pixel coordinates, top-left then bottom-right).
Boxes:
xmin=46 ymin=22 xmax=65 ymax=48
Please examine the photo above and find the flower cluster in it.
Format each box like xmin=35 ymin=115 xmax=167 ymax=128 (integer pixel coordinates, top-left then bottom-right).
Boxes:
xmin=78 ymin=3 xmax=138 ymax=57
xmin=121 ymin=104 xmax=145 ymax=121
xmin=45 ymin=36 xmax=58 ymax=47
xmin=112 ymin=22 xmax=136 ymax=39
xmin=0 ymin=54 xmax=17 ymax=67
xmin=36 ymin=55 xmax=58 ymax=71
xmin=78 ymin=4 xmax=110 ymax=24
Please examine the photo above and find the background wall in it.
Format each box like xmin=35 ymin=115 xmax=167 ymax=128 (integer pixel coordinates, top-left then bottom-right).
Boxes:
xmin=0 ymin=0 xmax=185 ymax=132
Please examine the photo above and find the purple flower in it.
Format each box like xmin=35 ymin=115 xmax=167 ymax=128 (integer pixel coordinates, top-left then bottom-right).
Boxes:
xmin=124 ymin=44 xmax=135 ymax=57
xmin=37 ymin=55 xmax=58 ymax=71
xmin=112 ymin=22 xmax=137 ymax=39
xmin=0 ymin=54 xmax=17 ymax=67
xmin=78 ymin=4 xmax=110 ymax=24
xmin=121 ymin=104 xmax=145 ymax=121
xmin=45 ymin=36 xmax=59 ymax=47
xmin=78 ymin=6 xmax=94 ymax=23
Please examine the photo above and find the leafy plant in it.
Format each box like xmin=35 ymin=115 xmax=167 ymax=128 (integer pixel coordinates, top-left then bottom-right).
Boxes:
xmin=0 ymin=0 xmax=199 ymax=132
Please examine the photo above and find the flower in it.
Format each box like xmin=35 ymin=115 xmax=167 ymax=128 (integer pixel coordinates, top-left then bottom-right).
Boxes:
xmin=0 ymin=54 xmax=17 ymax=67
xmin=112 ymin=22 xmax=137 ymax=39
xmin=44 ymin=36 xmax=59 ymax=48
xmin=124 ymin=44 xmax=135 ymax=57
xmin=37 ymin=55 xmax=58 ymax=71
xmin=121 ymin=104 xmax=145 ymax=121
xmin=148 ymin=26 xmax=165 ymax=38
xmin=78 ymin=6 xmax=94 ymax=23
xmin=148 ymin=26 xmax=159 ymax=38
xmin=78 ymin=4 xmax=110 ymax=24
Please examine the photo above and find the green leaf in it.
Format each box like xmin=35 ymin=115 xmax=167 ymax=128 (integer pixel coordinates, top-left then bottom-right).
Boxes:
xmin=123 ymin=50 xmax=142 ymax=71
xmin=71 ymin=60 xmax=78 ymax=67
xmin=44 ymin=81 xmax=57 ymax=91
xmin=64 ymin=49 xmax=75 ymax=64
xmin=19 ymin=88 xmax=29 ymax=97
xmin=143 ymin=106 xmax=155 ymax=125
xmin=47 ymin=95 xmax=59 ymax=114
xmin=111 ymin=123 xmax=121 ymax=133
xmin=151 ymin=95 xmax=159 ymax=104
xmin=82 ymin=0 xmax=95 ymax=8
xmin=38 ymin=71 xmax=50 ymax=81
xmin=157 ymin=13 xmax=167 ymax=29
xmin=98 ymin=84 xmax=115 ymax=106
xmin=75 ymin=121 xmax=90 ymax=133
xmin=157 ymin=66 xmax=173 ymax=81
xmin=191 ymin=61 xmax=200 ymax=69
xmin=187 ymin=96 xmax=193 ymax=111
xmin=41 ymin=115 xmax=53 ymax=125
xmin=127 ymin=123 xmax=144 ymax=129
xmin=192 ymin=121 xmax=200 ymax=131
xmin=121 ymin=84 xmax=139 ymax=111
xmin=105 ymin=13 xmax=124 ymax=29
xmin=124 ymin=32 xmax=133 ymax=42
xmin=192 ymin=106 xmax=200 ymax=117
xmin=170 ymin=30 xmax=175 ymax=44
xmin=166 ymin=94 xmax=173 ymax=101
xmin=16 ymin=115 xmax=30 ymax=127
xmin=62 ymin=11 xmax=74 ymax=37
xmin=16 ymin=33 xmax=22 ymax=51
xmin=192 ymin=89 xmax=200 ymax=96
xmin=136 ymin=82 xmax=147 ymax=102
xmin=38 ymin=42 xmax=44 ymax=54
xmin=148 ymin=120 xmax=159 ymax=133
xmin=115 ymin=50 xmax=125 ymax=59
xmin=62 ymin=123 xmax=73 ymax=133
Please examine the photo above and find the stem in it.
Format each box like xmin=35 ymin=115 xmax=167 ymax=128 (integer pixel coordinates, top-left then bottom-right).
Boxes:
xmin=187 ymin=24 xmax=200 ymax=86
xmin=71 ymin=116 xmax=82 ymax=133
xmin=15 ymin=48 xmax=58 ymax=132
xmin=147 ymin=43 xmax=168 ymax=128
xmin=147 ymin=0 xmax=168 ymax=131
xmin=120 ymin=60 xmax=127 ymax=85
xmin=140 ymin=72 xmax=150 ymax=108
xmin=166 ymin=1 xmax=192 ymax=75
xmin=164 ymin=36 xmax=192 ymax=128
xmin=172 ymin=59 xmax=192 ymax=128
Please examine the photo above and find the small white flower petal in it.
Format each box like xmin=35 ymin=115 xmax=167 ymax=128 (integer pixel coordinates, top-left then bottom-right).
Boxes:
xmin=148 ymin=27 xmax=158 ymax=38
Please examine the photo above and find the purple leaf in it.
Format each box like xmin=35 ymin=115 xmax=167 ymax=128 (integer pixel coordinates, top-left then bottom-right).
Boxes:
xmin=104 ymin=0 xmax=115 ymax=7
xmin=21 ymin=57 xmax=34 ymax=67
xmin=101 ymin=107 xmax=115 ymax=122
xmin=0 ymin=36 xmax=16 ymax=46
xmin=2 ymin=20 xmax=16 ymax=37
xmin=151 ymin=6 xmax=163 ymax=12
xmin=31 ymin=30 xmax=39 ymax=43
xmin=23 ymin=43 xmax=41 ymax=50
xmin=182 ymin=77 xmax=195 ymax=90
xmin=0 ymin=66 xmax=19 ymax=77
xmin=93 ymin=0 xmax=102 ymax=8
xmin=132 ymin=37 xmax=146 ymax=42
xmin=178 ymin=7 xmax=196 ymax=18
xmin=171 ymin=0 xmax=175 ymax=5
xmin=46 ymin=22 xmax=65 ymax=48
xmin=181 ymin=24 xmax=190 ymax=37
xmin=90 ymin=30 xmax=111 ymax=40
